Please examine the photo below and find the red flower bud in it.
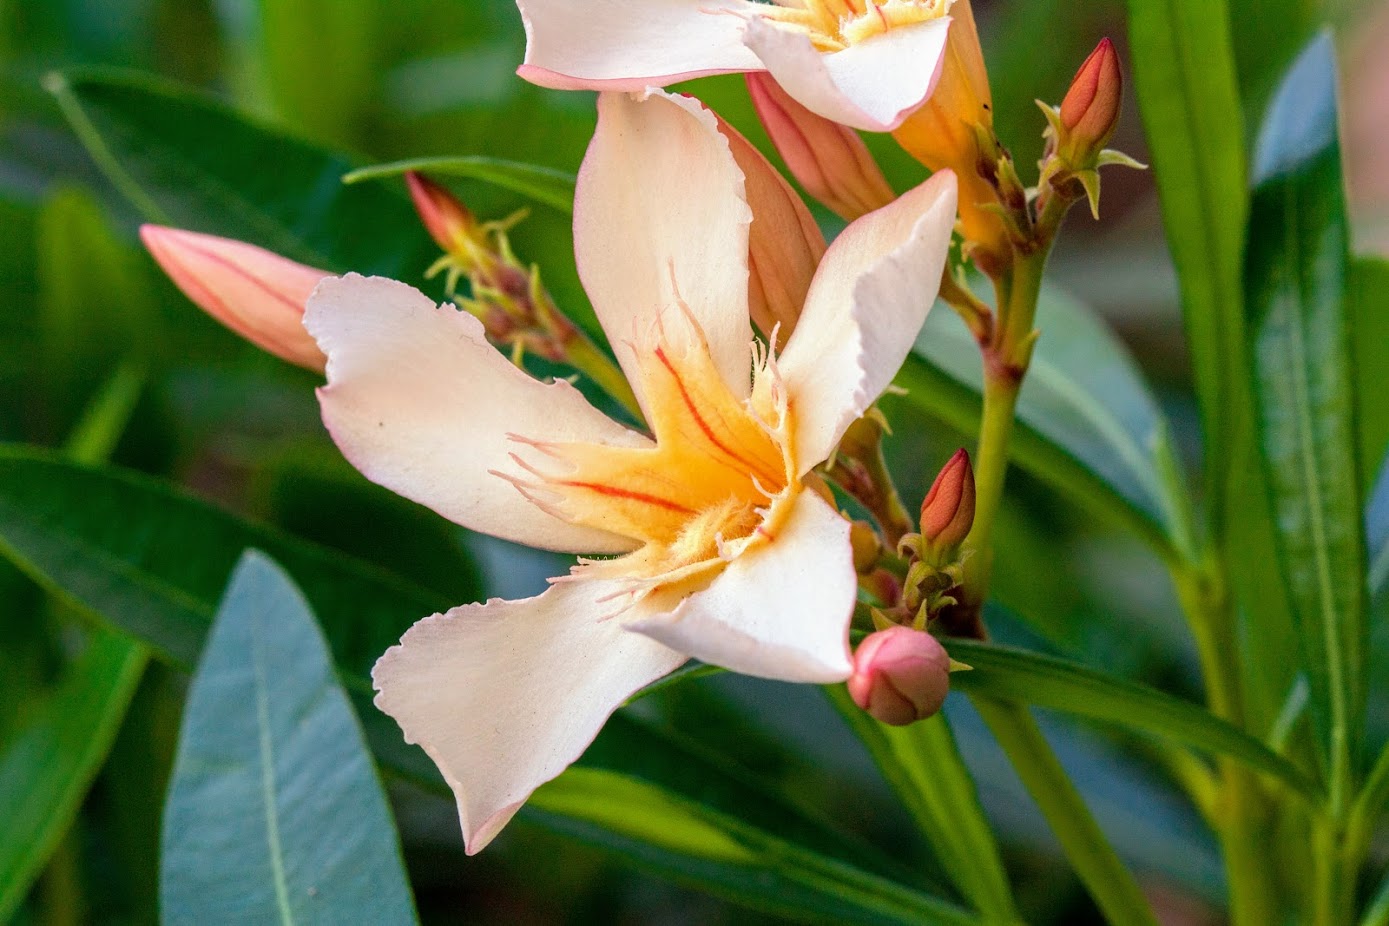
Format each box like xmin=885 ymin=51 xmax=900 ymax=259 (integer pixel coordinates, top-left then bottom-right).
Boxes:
xmin=920 ymin=449 xmax=975 ymax=553
xmin=405 ymin=171 xmax=478 ymax=255
xmin=847 ymin=627 xmax=951 ymax=726
xmin=1060 ymin=38 xmax=1123 ymax=153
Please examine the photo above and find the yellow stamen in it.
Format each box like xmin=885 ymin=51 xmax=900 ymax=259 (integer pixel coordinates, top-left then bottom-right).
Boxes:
xmin=760 ymin=0 xmax=950 ymax=52
xmin=508 ymin=309 xmax=799 ymax=603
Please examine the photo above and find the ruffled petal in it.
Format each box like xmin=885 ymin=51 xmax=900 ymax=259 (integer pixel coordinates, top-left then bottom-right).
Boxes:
xmin=372 ymin=580 xmax=686 ymax=854
xmin=306 ymin=274 xmax=649 ymax=554
xmin=575 ymin=91 xmax=754 ymax=409
xmin=778 ymin=170 xmax=958 ymax=471
xmin=624 ymin=489 xmax=855 ymax=683
xmin=517 ymin=0 xmax=762 ymax=90
xmin=744 ymin=16 xmax=951 ymax=132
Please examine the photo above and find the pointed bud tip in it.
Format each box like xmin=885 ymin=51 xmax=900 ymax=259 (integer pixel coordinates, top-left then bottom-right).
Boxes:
xmin=1060 ymin=38 xmax=1122 ymax=145
xmin=405 ymin=171 xmax=476 ymax=254
xmin=847 ymin=627 xmax=951 ymax=726
xmin=920 ymin=448 xmax=975 ymax=550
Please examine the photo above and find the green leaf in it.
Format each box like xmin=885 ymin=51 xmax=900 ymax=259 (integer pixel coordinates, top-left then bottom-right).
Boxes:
xmin=945 ymin=640 xmax=1319 ymax=799
xmin=344 ymin=156 xmax=576 ymax=214
xmin=0 ymin=447 xmax=972 ymax=924
xmin=1244 ymin=32 xmax=1366 ymax=808
xmin=46 ymin=68 xmax=435 ymax=278
xmin=1124 ymin=0 xmax=1247 ymax=488
xmin=1350 ymin=258 xmax=1389 ymax=478
xmin=826 ymin=691 xmax=1018 ymax=923
xmin=256 ymin=0 xmax=380 ymax=149
xmin=36 ymin=186 xmax=155 ymax=435
xmin=0 ymin=631 xmax=147 ymax=922
xmin=901 ymin=284 xmax=1194 ymax=562
xmin=0 ymin=445 xmax=445 ymax=681
xmin=532 ymin=714 xmax=976 ymax=926
xmin=161 ymin=551 xmax=417 ymax=925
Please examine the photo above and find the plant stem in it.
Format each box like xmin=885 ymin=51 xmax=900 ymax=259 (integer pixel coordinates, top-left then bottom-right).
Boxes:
xmin=972 ymin=696 xmax=1159 ymax=926
xmin=1174 ymin=559 xmax=1283 ymax=926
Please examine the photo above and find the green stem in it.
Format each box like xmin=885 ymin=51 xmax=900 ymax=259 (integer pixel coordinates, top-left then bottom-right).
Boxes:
xmin=1174 ymin=560 xmax=1283 ymax=926
xmin=971 ymin=696 xmax=1158 ymax=926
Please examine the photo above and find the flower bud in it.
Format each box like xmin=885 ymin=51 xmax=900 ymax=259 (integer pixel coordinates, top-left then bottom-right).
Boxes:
xmin=716 ymin=107 xmax=826 ymax=340
xmin=140 ymin=225 xmax=328 ymax=372
xmin=746 ymin=72 xmax=895 ymax=222
xmin=847 ymin=627 xmax=951 ymax=726
xmin=920 ymin=449 xmax=975 ymax=556
xmin=406 ymin=170 xmax=479 ymax=256
xmin=1059 ymin=38 xmax=1122 ymax=153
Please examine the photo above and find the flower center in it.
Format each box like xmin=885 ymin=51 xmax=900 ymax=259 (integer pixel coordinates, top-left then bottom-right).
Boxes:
xmin=760 ymin=0 xmax=952 ymax=52
xmin=504 ymin=315 xmax=799 ymax=605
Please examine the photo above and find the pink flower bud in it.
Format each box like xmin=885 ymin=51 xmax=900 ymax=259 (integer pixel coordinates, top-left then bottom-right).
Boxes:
xmin=405 ymin=171 xmax=478 ymax=255
xmin=847 ymin=627 xmax=951 ymax=726
xmin=1059 ymin=38 xmax=1123 ymax=155
xmin=140 ymin=226 xmax=328 ymax=372
xmin=920 ymin=449 xmax=975 ymax=553
xmin=714 ymin=108 xmax=826 ymax=340
xmin=746 ymin=72 xmax=895 ymax=222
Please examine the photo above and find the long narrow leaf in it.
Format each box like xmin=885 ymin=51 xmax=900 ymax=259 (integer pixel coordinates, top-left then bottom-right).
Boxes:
xmin=343 ymin=156 xmax=576 ymax=214
xmin=0 ymin=448 xmax=973 ymax=924
xmin=0 ymin=633 xmax=147 ymax=921
xmin=827 ymin=690 xmax=1019 ymax=923
xmin=1244 ymin=32 xmax=1366 ymax=808
xmin=945 ymin=640 xmax=1319 ymax=799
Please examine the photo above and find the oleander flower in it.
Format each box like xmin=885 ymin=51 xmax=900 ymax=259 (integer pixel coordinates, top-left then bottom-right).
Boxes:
xmin=516 ymin=0 xmax=954 ymax=132
xmin=296 ymin=90 xmax=956 ymax=854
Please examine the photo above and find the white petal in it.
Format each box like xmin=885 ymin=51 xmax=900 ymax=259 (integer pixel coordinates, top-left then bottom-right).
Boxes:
xmin=624 ymin=489 xmax=855 ymax=683
xmin=575 ymin=91 xmax=754 ymax=412
xmin=517 ymin=0 xmax=763 ymax=90
xmin=744 ymin=17 xmax=951 ymax=132
xmin=372 ymin=580 xmax=686 ymax=854
xmin=306 ymin=274 xmax=649 ymax=554
xmin=778 ymin=170 xmax=958 ymax=471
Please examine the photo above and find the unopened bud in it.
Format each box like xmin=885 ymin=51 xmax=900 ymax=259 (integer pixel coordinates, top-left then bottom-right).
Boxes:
xmin=1059 ymin=38 xmax=1122 ymax=159
xmin=406 ymin=171 xmax=479 ymax=256
xmin=746 ymin=72 xmax=896 ymax=222
xmin=716 ymin=109 xmax=826 ymax=340
xmin=140 ymin=225 xmax=328 ymax=372
xmin=920 ymin=449 xmax=975 ymax=557
xmin=847 ymin=627 xmax=951 ymax=726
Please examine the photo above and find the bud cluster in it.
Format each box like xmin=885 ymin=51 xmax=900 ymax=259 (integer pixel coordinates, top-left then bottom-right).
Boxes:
xmin=407 ymin=172 xmax=583 ymax=367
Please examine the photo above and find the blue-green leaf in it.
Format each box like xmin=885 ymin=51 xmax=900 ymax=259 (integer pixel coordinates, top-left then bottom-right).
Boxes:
xmin=161 ymin=551 xmax=418 ymax=925
xmin=1244 ymin=31 xmax=1366 ymax=806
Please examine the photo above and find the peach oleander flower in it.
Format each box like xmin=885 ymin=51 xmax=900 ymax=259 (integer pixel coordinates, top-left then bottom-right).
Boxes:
xmin=515 ymin=0 xmax=953 ymax=132
xmin=301 ymin=90 xmax=957 ymax=854
xmin=145 ymin=90 xmax=957 ymax=854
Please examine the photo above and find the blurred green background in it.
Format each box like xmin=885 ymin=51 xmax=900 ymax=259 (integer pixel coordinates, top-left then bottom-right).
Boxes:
xmin=1 ymin=0 xmax=1386 ymax=923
